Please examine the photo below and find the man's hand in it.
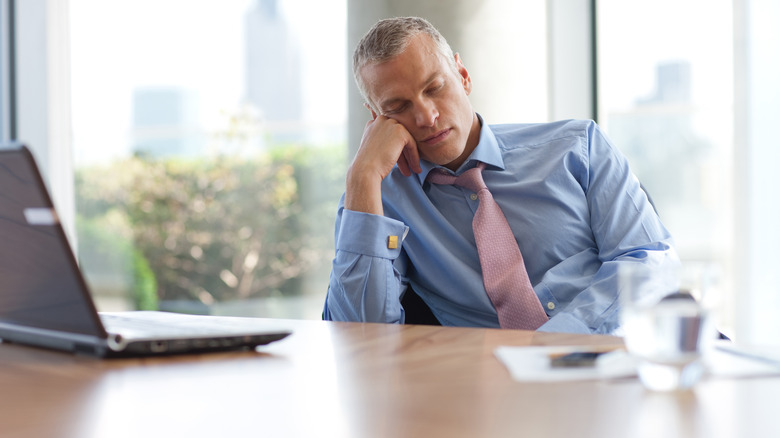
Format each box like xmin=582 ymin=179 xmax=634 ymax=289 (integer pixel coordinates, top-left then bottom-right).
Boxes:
xmin=345 ymin=109 xmax=421 ymax=215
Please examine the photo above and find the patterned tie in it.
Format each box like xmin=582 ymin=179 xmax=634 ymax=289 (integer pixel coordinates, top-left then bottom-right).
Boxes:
xmin=427 ymin=162 xmax=549 ymax=330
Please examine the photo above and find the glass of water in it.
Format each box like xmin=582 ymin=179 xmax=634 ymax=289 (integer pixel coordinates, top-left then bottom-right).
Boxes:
xmin=619 ymin=262 xmax=717 ymax=391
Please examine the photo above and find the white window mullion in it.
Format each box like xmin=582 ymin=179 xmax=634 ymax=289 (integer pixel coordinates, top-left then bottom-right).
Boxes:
xmin=1 ymin=0 xmax=11 ymax=141
xmin=15 ymin=0 xmax=76 ymax=249
xmin=547 ymin=0 xmax=595 ymax=121
xmin=733 ymin=0 xmax=780 ymax=344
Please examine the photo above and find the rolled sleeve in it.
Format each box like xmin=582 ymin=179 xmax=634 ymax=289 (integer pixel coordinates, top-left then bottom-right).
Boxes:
xmin=537 ymin=312 xmax=594 ymax=335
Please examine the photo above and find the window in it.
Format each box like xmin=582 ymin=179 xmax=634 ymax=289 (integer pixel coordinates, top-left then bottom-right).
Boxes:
xmin=19 ymin=1 xmax=771 ymax=340
xmin=597 ymin=0 xmax=736 ymax=333
xmin=69 ymin=0 xmax=347 ymax=319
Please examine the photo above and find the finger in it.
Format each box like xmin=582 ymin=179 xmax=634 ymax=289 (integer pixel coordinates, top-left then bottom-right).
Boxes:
xmin=396 ymin=153 xmax=412 ymax=177
xmin=403 ymin=139 xmax=422 ymax=174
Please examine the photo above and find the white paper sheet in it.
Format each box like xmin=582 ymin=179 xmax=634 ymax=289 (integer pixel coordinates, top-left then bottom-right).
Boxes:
xmin=495 ymin=341 xmax=780 ymax=383
xmin=494 ymin=346 xmax=636 ymax=382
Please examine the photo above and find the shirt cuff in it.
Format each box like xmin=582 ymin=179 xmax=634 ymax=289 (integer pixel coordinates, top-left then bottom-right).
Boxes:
xmin=536 ymin=312 xmax=593 ymax=334
xmin=336 ymin=209 xmax=409 ymax=259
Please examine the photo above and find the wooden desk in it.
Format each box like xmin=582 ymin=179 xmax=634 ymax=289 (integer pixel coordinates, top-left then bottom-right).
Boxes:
xmin=0 ymin=319 xmax=778 ymax=438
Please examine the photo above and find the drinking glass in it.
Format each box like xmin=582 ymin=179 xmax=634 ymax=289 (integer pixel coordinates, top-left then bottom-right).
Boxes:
xmin=619 ymin=262 xmax=718 ymax=391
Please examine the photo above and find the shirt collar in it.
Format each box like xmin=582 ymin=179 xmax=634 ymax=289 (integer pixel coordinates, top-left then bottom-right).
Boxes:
xmin=416 ymin=113 xmax=506 ymax=184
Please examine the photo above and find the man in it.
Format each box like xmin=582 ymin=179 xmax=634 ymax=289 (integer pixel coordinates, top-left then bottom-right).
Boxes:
xmin=323 ymin=16 xmax=678 ymax=334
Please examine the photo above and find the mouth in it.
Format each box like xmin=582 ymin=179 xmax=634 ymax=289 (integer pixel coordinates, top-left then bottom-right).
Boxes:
xmin=420 ymin=128 xmax=451 ymax=146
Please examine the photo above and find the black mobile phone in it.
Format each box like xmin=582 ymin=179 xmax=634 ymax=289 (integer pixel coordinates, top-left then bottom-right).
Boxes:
xmin=549 ymin=351 xmax=607 ymax=368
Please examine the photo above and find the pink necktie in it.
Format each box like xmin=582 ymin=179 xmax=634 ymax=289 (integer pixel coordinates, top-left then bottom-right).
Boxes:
xmin=428 ymin=162 xmax=549 ymax=330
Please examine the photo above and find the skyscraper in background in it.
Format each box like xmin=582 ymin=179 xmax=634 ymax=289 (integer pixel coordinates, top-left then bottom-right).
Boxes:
xmin=637 ymin=61 xmax=692 ymax=106
xmin=245 ymin=0 xmax=304 ymax=144
xmin=128 ymin=0 xmax=310 ymax=159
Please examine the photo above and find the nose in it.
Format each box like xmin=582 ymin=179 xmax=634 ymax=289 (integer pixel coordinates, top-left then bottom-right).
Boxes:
xmin=414 ymin=98 xmax=438 ymax=128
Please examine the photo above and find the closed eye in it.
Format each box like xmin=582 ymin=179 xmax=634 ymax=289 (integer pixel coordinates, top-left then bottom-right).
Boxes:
xmin=383 ymin=102 xmax=408 ymax=115
xmin=426 ymin=81 xmax=445 ymax=95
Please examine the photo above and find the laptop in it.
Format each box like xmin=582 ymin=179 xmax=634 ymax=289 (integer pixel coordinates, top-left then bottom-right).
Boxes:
xmin=0 ymin=143 xmax=291 ymax=357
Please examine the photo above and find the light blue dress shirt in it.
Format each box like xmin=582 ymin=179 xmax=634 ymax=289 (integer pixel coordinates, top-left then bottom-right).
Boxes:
xmin=323 ymin=117 xmax=679 ymax=334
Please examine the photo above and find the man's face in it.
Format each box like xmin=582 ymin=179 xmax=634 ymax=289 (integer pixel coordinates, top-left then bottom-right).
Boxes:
xmin=360 ymin=34 xmax=480 ymax=171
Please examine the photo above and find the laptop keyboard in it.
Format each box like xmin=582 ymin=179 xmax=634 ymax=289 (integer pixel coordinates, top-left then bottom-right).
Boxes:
xmin=99 ymin=311 xmax=276 ymax=338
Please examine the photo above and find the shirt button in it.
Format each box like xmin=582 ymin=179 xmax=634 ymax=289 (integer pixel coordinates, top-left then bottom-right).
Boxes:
xmin=547 ymin=302 xmax=555 ymax=310
xmin=470 ymin=194 xmax=478 ymax=201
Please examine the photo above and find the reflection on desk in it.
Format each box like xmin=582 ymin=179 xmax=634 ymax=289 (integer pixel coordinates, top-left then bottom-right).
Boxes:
xmin=1 ymin=319 xmax=778 ymax=438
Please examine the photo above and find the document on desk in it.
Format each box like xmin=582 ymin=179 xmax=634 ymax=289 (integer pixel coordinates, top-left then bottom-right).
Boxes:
xmin=494 ymin=346 xmax=636 ymax=382
xmin=495 ymin=341 xmax=780 ymax=383
xmin=709 ymin=342 xmax=780 ymax=378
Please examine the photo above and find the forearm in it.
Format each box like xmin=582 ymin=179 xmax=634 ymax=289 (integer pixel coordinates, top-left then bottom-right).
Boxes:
xmin=537 ymin=243 xmax=679 ymax=335
xmin=344 ymin=114 xmax=420 ymax=215
xmin=344 ymin=165 xmax=384 ymax=215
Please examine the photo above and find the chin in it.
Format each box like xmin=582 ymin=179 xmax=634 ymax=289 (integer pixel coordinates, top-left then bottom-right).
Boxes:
xmin=420 ymin=138 xmax=467 ymax=167
xmin=424 ymin=154 xmax=456 ymax=167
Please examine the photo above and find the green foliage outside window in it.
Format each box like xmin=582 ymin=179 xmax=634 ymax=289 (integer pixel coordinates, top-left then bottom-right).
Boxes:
xmin=75 ymin=144 xmax=345 ymax=313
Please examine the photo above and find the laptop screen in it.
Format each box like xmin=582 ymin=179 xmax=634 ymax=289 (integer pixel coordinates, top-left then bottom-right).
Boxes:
xmin=0 ymin=146 xmax=105 ymax=336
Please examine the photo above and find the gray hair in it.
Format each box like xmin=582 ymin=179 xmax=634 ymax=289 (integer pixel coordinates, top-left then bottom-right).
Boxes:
xmin=353 ymin=17 xmax=458 ymax=110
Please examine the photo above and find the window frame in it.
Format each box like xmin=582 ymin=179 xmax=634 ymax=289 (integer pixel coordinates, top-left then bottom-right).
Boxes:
xmin=13 ymin=0 xmax=76 ymax=245
xmin=0 ymin=0 xmax=15 ymax=141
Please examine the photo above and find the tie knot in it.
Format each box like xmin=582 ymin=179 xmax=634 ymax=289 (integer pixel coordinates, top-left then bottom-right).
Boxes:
xmin=428 ymin=162 xmax=487 ymax=194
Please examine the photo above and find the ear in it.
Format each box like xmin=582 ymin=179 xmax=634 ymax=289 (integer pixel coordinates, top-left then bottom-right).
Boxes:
xmin=454 ymin=53 xmax=472 ymax=95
